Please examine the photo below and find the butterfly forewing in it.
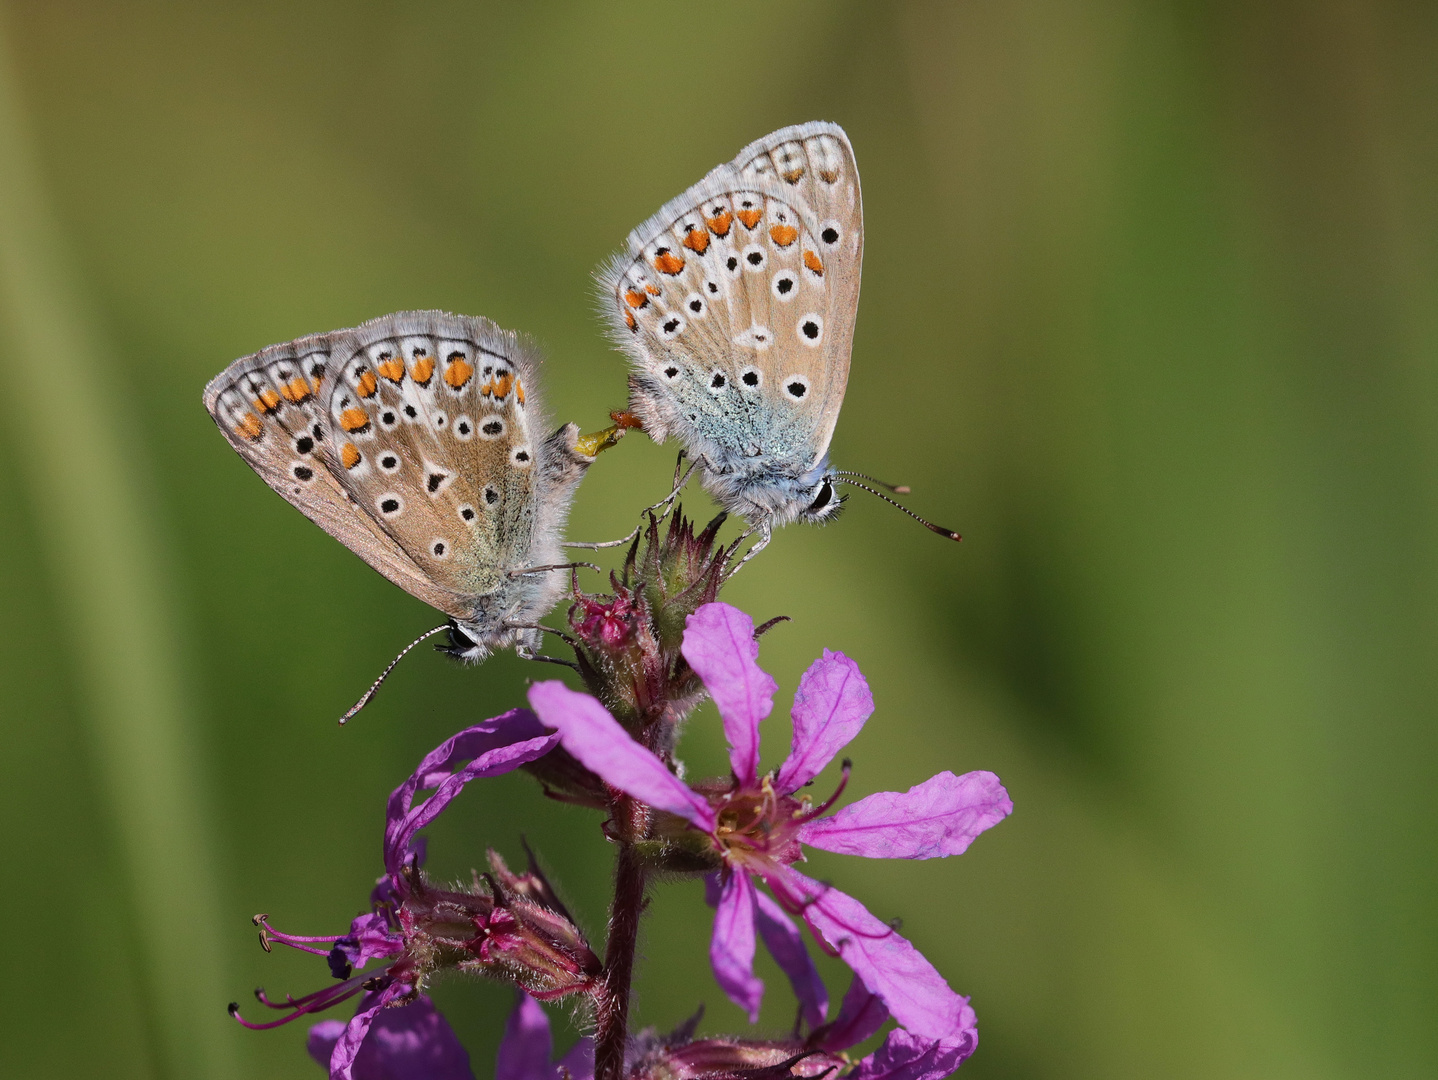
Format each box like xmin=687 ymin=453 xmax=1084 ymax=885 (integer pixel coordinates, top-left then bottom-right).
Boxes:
xmin=203 ymin=333 xmax=468 ymax=616
xmin=602 ymin=122 xmax=862 ymax=477
xmin=320 ymin=313 xmax=543 ymax=606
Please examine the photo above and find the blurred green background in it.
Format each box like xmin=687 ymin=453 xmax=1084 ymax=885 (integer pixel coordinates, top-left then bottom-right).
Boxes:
xmin=1 ymin=2 xmax=1434 ymax=1078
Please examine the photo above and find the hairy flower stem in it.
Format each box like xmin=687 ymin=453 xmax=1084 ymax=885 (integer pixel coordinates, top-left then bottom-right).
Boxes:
xmin=595 ymin=796 xmax=649 ymax=1080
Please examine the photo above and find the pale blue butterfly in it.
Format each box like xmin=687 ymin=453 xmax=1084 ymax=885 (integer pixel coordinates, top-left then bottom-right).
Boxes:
xmin=204 ymin=311 xmax=602 ymax=718
xmin=599 ymin=121 xmax=959 ymax=556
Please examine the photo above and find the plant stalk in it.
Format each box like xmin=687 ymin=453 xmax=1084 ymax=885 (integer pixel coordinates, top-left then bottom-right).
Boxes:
xmin=594 ymin=797 xmax=648 ymax=1080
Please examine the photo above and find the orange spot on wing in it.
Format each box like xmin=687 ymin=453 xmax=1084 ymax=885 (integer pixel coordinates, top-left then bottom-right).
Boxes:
xmin=377 ymin=357 xmax=406 ymax=383
xmin=355 ymin=370 xmax=378 ymax=398
xmin=410 ymin=355 xmax=435 ymax=385
xmin=279 ymin=377 xmax=311 ymax=403
xmin=493 ymin=373 xmax=514 ymax=399
xmin=736 ymin=208 xmax=763 ymax=229
xmin=311 ymin=376 xmax=323 ymax=396
xmin=624 ymin=289 xmax=649 ymax=309
xmin=681 ymin=227 xmax=709 ymax=254
xmin=819 ymin=169 xmax=839 ymax=183
xmin=515 ymin=380 xmax=525 ymax=405
xmin=235 ymin=413 xmax=263 ymax=440
xmin=253 ymin=387 xmax=281 ymax=413
xmin=781 ymin=167 xmax=805 ymax=183
xmin=341 ymin=443 xmax=361 ymax=470
xmin=706 ymin=211 xmax=733 ymax=236
xmin=803 ymin=250 xmax=825 ymax=276
xmin=624 ymin=310 xmax=637 ymax=332
xmin=644 ymin=284 xmax=661 ymax=296
xmin=769 ymin=224 xmax=798 ymax=247
xmin=444 ymin=357 xmax=474 ymax=389
xmin=653 ymin=249 xmax=685 ymax=275
xmin=340 ymin=407 xmax=370 ymax=432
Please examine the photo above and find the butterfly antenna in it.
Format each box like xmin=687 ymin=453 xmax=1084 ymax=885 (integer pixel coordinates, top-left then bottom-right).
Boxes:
xmin=338 ymin=623 xmax=450 ymax=726
xmin=831 ymin=470 xmax=911 ymax=495
xmin=834 ymin=478 xmax=962 ymax=541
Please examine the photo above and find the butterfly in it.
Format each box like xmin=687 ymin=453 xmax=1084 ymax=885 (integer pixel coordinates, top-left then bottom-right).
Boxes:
xmin=204 ymin=311 xmax=597 ymax=710
xmin=599 ymin=121 xmax=959 ymax=554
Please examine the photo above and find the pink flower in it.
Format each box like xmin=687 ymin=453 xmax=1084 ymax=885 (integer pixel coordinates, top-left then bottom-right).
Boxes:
xmin=306 ymin=991 xmax=593 ymax=1080
xmin=231 ymin=710 xmax=583 ymax=1080
xmin=527 ymin=603 xmax=1012 ymax=1049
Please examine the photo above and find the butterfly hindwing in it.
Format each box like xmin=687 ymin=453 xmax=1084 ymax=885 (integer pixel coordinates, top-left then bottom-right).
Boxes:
xmin=320 ymin=313 xmax=544 ymax=605
xmin=601 ymin=122 xmax=862 ymax=485
xmin=206 ymin=311 xmax=590 ymax=636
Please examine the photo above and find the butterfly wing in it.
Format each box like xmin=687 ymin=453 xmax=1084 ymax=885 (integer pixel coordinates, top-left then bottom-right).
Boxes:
xmin=204 ymin=329 xmax=473 ymax=617
xmin=319 ymin=311 xmax=575 ymax=610
xmin=600 ymin=122 xmax=862 ymax=492
xmin=205 ymin=311 xmax=586 ymax=627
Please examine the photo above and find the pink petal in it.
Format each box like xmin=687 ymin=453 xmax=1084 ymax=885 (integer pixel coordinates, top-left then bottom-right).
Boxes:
xmin=556 ymin=1037 xmax=595 ymax=1080
xmin=847 ymin=1029 xmax=977 ymax=1080
xmin=710 ymin=870 xmax=764 ymax=1023
xmin=798 ymin=771 xmax=1012 ymax=860
xmin=528 ymin=681 xmax=715 ymax=829
xmin=774 ymin=651 xmax=873 ymax=794
xmin=307 ymin=1020 xmax=346 ymax=1070
xmin=329 ymin=983 xmax=415 ymax=1080
xmin=384 ymin=710 xmax=557 ymax=880
xmin=682 ymin=603 xmax=777 ymax=784
xmin=753 ymin=888 xmax=828 ymax=1029
xmin=779 ymin=868 xmax=976 ymax=1043
xmin=811 ymin=976 xmax=888 ymax=1053
xmin=496 ymin=993 xmax=552 ymax=1080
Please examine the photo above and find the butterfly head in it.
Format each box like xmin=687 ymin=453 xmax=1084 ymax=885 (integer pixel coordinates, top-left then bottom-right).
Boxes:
xmin=438 ymin=620 xmax=542 ymax=664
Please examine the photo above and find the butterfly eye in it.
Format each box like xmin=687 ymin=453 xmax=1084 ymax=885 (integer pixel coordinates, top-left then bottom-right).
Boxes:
xmin=380 ymin=410 xmax=398 ymax=428
xmin=739 ymin=367 xmax=762 ymax=389
xmin=708 ymin=371 xmax=728 ymax=393
xmin=742 ymin=244 xmax=767 ymax=272
xmin=660 ymin=365 xmax=681 ymax=381
xmin=377 ymin=494 xmax=404 ymax=516
xmin=454 ymin=416 xmax=474 ymax=441
xmin=724 ymin=254 xmax=741 ymax=279
xmin=510 ymin=447 xmax=532 ymax=468
xmin=484 ymin=486 xmax=500 ymax=505
xmin=771 ymin=271 xmax=797 ymax=301
xmin=479 ymin=417 xmax=506 ymax=440
xmin=684 ymin=293 xmax=706 ymax=318
xmin=379 ymin=453 xmax=401 ymax=473
xmin=430 ymin=539 xmax=450 ymax=559
xmin=294 ymin=435 xmax=314 ymax=455
xmin=807 ymin=482 xmax=834 ymax=514
xmin=458 ymin=505 xmax=476 ymax=523
xmin=783 ymin=375 xmax=810 ymax=401
xmin=291 ymin=463 xmax=314 ymax=483
xmin=659 ymin=315 xmax=685 ymax=341
xmin=819 ymin=220 xmax=842 ymax=246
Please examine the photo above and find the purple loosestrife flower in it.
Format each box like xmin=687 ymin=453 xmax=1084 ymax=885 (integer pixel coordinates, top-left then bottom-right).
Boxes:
xmin=308 ymin=991 xmax=595 ymax=1080
xmin=232 ymin=710 xmax=601 ymax=1080
xmin=528 ymin=603 xmax=1012 ymax=1048
xmin=630 ymin=977 xmax=969 ymax=1080
xmin=307 ymin=994 xmax=474 ymax=1080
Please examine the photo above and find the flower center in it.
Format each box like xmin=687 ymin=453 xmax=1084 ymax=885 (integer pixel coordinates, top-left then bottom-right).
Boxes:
xmin=709 ymin=776 xmax=807 ymax=871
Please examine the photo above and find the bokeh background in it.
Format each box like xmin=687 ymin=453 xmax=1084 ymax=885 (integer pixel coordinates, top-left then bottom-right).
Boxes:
xmin=1 ymin=2 xmax=1434 ymax=1078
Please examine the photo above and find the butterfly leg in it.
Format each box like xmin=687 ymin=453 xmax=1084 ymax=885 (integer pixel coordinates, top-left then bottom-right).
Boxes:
xmin=566 ymin=454 xmax=700 ymax=549
xmin=644 ymin=453 xmax=700 ymax=520
xmin=507 ymin=562 xmax=601 ymax=578
xmin=724 ymin=522 xmax=773 ymax=579
xmin=509 ymin=624 xmax=583 ymax=671
xmin=565 ymin=528 xmax=640 ymax=551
